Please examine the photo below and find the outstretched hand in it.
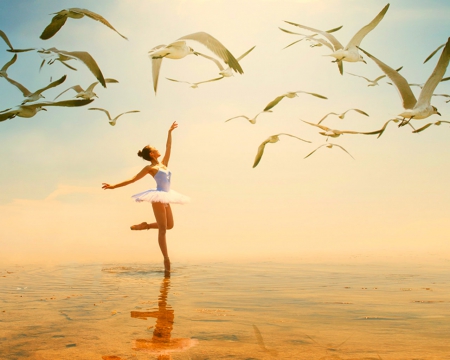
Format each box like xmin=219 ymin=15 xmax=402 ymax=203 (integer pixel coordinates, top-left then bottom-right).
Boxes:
xmin=102 ymin=183 xmax=114 ymax=190
xmin=169 ymin=121 xmax=178 ymax=132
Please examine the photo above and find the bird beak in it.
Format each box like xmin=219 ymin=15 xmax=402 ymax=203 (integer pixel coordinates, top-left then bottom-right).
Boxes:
xmin=362 ymin=59 xmax=367 ymax=64
xmin=437 ymin=111 xmax=441 ymax=116
xmin=42 ymin=108 xmax=47 ymax=111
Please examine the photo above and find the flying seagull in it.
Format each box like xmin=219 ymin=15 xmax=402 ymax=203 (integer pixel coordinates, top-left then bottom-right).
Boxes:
xmin=149 ymin=32 xmax=243 ymax=93
xmin=302 ymin=119 xmax=382 ymax=139
xmin=358 ymin=37 xmax=450 ymax=126
xmin=88 ymin=107 xmax=140 ymax=126
xmin=165 ymin=77 xmax=223 ymax=88
xmin=317 ymin=108 xmax=369 ymax=124
xmin=253 ymin=133 xmax=311 ymax=168
xmin=5 ymin=75 xmax=67 ymax=104
xmin=0 ymin=54 xmax=17 ymax=78
xmin=54 ymin=78 xmax=118 ymax=100
xmin=304 ymin=143 xmax=354 ymax=159
xmin=285 ymin=3 xmax=390 ymax=74
xmin=347 ymin=66 xmax=403 ymax=86
xmin=412 ymin=120 xmax=450 ymax=133
xmin=225 ymin=111 xmax=271 ymax=124
xmin=0 ymin=99 xmax=94 ymax=123
xmin=279 ymin=25 xmax=343 ymax=50
xmin=263 ymin=91 xmax=327 ymax=111
xmin=40 ymin=8 xmax=127 ymax=40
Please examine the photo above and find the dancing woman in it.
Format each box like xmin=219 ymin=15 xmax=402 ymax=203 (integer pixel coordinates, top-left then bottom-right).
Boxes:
xmin=102 ymin=121 xmax=189 ymax=271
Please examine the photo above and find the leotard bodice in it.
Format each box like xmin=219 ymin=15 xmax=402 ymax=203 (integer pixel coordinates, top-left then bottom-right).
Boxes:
xmin=154 ymin=168 xmax=171 ymax=192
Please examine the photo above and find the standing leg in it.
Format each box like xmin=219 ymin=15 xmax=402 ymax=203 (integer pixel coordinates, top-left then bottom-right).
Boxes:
xmin=152 ymin=202 xmax=170 ymax=271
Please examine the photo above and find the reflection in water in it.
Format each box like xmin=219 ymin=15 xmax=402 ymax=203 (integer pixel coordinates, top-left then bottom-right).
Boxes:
xmin=252 ymin=324 xmax=279 ymax=356
xmin=131 ymin=273 xmax=198 ymax=359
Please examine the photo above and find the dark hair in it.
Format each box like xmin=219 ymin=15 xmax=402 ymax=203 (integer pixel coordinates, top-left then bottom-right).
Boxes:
xmin=137 ymin=145 xmax=152 ymax=162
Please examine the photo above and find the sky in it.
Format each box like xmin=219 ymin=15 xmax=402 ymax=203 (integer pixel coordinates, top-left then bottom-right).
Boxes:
xmin=0 ymin=0 xmax=449 ymax=265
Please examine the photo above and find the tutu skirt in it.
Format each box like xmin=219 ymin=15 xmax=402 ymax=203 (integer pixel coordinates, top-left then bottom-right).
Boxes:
xmin=131 ymin=188 xmax=190 ymax=204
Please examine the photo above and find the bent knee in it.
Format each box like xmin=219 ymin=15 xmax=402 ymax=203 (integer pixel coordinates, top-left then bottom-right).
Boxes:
xmin=167 ymin=223 xmax=174 ymax=230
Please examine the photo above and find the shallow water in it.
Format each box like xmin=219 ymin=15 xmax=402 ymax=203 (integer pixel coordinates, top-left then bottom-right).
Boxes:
xmin=0 ymin=261 xmax=449 ymax=359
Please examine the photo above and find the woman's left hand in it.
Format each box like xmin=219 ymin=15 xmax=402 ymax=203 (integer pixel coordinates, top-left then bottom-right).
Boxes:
xmin=169 ymin=121 xmax=178 ymax=132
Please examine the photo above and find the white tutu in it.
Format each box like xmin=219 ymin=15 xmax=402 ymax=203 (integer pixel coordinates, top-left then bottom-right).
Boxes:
xmin=131 ymin=188 xmax=190 ymax=204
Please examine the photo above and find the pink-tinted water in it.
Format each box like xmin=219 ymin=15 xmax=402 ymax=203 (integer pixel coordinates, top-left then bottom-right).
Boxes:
xmin=0 ymin=261 xmax=449 ymax=359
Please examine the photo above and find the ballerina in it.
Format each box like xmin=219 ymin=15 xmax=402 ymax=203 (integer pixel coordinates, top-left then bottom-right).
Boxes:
xmin=102 ymin=122 xmax=189 ymax=272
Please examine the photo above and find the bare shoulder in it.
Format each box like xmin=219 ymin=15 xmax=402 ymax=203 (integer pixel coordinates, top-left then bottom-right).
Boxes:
xmin=147 ymin=165 xmax=159 ymax=177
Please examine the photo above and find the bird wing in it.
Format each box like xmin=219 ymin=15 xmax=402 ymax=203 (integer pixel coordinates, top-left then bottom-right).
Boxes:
xmin=301 ymin=119 xmax=329 ymax=131
xmin=1 ymin=54 xmax=17 ymax=72
xmin=88 ymin=107 xmax=111 ymax=120
xmin=417 ymin=37 xmax=450 ymax=109
xmin=304 ymin=144 xmax=328 ymax=159
xmin=178 ymin=32 xmax=243 ymax=74
xmin=195 ymin=52 xmax=225 ymax=71
xmin=317 ymin=113 xmax=338 ymax=124
xmin=165 ymin=77 xmax=191 ymax=85
xmin=0 ymin=29 xmax=13 ymax=50
xmin=252 ymin=141 xmax=269 ymax=168
xmin=115 ymin=110 xmax=140 ymax=119
xmin=263 ymin=95 xmax=285 ymax=111
xmin=283 ymin=39 xmax=305 ymax=50
xmin=424 ymin=43 xmax=445 ymax=64
xmin=225 ymin=115 xmax=248 ymax=122
xmin=295 ymin=91 xmax=328 ymax=99
xmin=4 ymin=76 xmax=31 ymax=96
xmin=346 ymin=4 xmax=390 ymax=48
xmin=34 ymin=75 xmax=67 ymax=95
xmin=332 ymin=144 xmax=355 ymax=159
xmin=347 ymin=72 xmax=372 ymax=82
xmin=277 ymin=133 xmax=311 ymax=143
xmin=412 ymin=123 xmax=433 ymax=133
xmin=152 ymin=57 xmax=163 ymax=94
xmin=236 ymin=46 xmax=256 ymax=61
xmin=54 ymin=85 xmax=83 ymax=100
xmin=196 ymin=77 xmax=225 ymax=85
xmin=0 ymin=108 xmax=18 ymax=122
xmin=69 ymin=8 xmax=127 ymax=39
xmin=32 ymin=99 xmax=94 ymax=108
xmin=344 ymin=108 xmax=369 ymax=117
xmin=284 ymin=21 xmax=343 ymax=50
xmin=40 ymin=13 xmax=68 ymax=40
xmin=358 ymin=46 xmax=417 ymax=110
xmin=309 ymin=37 xmax=335 ymax=51
xmin=58 ymin=50 xmax=106 ymax=87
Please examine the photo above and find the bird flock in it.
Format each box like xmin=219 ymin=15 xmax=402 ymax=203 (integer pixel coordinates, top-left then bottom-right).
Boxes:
xmin=1 ymin=4 xmax=449 ymax=167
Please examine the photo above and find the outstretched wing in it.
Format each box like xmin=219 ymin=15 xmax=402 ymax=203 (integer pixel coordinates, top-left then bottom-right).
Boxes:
xmin=264 ymin=95 xmax=285 ymax=111
xmin=88 ymin=107 xmax=111 ymax=120
xmin=69 ymin=8 xmax=128 ymax=39
xmin=178 ymin=32 xmax=243 ymax=74
xmin=284 ymin=21 xmax=343 ymax=50
xmin=252 ymin=141 xmax=268 ymax=168
xmin=424 ymin=43 xmax=445 ymax=64
xmin=1 ymin=54 xmax=17 ymax=73
xmin=40 ymin=13 xmax=68 ymax=40
xmin=0 ymin=30 xmax=14 ymax=50
xmin=35 ymin=75 xmax=67 ymax=95
xmin=58 ymin=50 xmax=106 ymax=87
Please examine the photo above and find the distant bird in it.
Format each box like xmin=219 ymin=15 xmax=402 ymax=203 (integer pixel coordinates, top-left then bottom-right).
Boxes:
xmin=304 ymin=143 xmax=354 ymax=159
xmin=54 ymin=78 xmax=118 ymax=100
xmin=196 ymin=45 xmax=255 ymax=78
xmin=88 ymin=107 xmax=140 ymax=126
xmin=318 ymin=108 xmax=369 ymax=124
xmin=253 ymin=133 xmax=311 ymax=168
xmin=263 ymin=91 xmax=327 ymax=111
xmin=412 ymin=120 xmax=450 ymax=133
xmin=387 ymin=77 xmax=449 ymax=89
xmin=165 ymin=76 xmax=223 ymax=88
xmin=358 ymin=37 xmax=450 ymax=126
xmin=285 ymin=3 xmax=390 ymax=74
xmin=5 ymin=75 xmax=67 ymax=104
xmin=302 ymin=119 xmax=382 ymax=139
xmin=424 ymin=43 xmax=445 ymax=64
xmin=225 ymin=111 xmax=271 ymax=124
xmin=279 ymin=25 xmax=343 ymax=50
xmin=40 ymin=8 xmax=127 ymax=40
xmin=9 ymin=47 xmax=106 ymax=87
xmin=0 ymin=54 xmax=17 ymax=78
xmin=433 ymin=93 xmax=450 ymax=103
xmin=347 ymin=66 xmax=403 ymax=86
xmin=149 ymin=32 xmax=243 ymax=93
xmin=0 ymin=99 xmax=94 ymax=123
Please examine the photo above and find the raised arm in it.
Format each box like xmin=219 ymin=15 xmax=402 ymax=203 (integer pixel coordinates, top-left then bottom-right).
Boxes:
xmin=102 ymin=165 xmax=150 ymax=190
xmin=161 ymin=121 xmax=178 ymax=166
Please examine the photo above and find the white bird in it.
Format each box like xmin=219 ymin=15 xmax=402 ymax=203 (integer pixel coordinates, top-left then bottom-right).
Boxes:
xmin=196 ymin=45 xmax=255 ymax=78
xmin=253 ymin=133 xmax=311 ymax=168
xmin=0 ymin=99 xmax=94 ymax=123
xmin=412 ymin=120 xmax=450 ymax=133
xmin=358 ymin=37 xmax=450 ymax=126
xmin=0 ymin=54 xmax=17 ymax=78
xmin=225 ymin=111 xmax=271 ymax=124
xmin=279 ymin=26 xmax=343 ymax=50
xmin=88 ymin=107 xmax=140 ymax=126
xmin=40 ymin=8 xmax=127 ymax=40
xmin=285 ymin=3 xmax=390 ymax=74
xmin=149 ymin=32 xmax=243 ymax=93
xmin=304 ymin=143 xmax=354 ymax=159
xmin=347 ymin=66 xmax=403 ymax=86
xmin=318 ymin=108 xmax=369 ymax=124
xmin=5 ymin=75 xmax=67 ymax=104
xmin=165 ymin=76 xmax=223 ymax=89
xmin=54 ymin=78 xmax=118 ymax=100
xmin=263 ymin=91 xmax=327 ymax=111
xmin=9 ymin=47 xmax=107 ymax=87
xmin=302 ymin=119 xmax=382 ymax=139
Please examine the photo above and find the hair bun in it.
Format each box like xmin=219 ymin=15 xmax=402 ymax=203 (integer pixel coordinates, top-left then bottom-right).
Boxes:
xmin=137 ymin=150 xmax=143 ymax=157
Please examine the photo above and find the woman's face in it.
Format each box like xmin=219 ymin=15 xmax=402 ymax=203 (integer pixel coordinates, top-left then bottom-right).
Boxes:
xmin=149 ymin=147 xmax=161 ymax=159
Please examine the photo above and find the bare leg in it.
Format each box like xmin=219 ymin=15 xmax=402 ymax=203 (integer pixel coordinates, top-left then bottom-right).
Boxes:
xmin=152 ymin=202 xmax=171 ymax=272
xmin=135 ymin=204 xmax=174 ymax=230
